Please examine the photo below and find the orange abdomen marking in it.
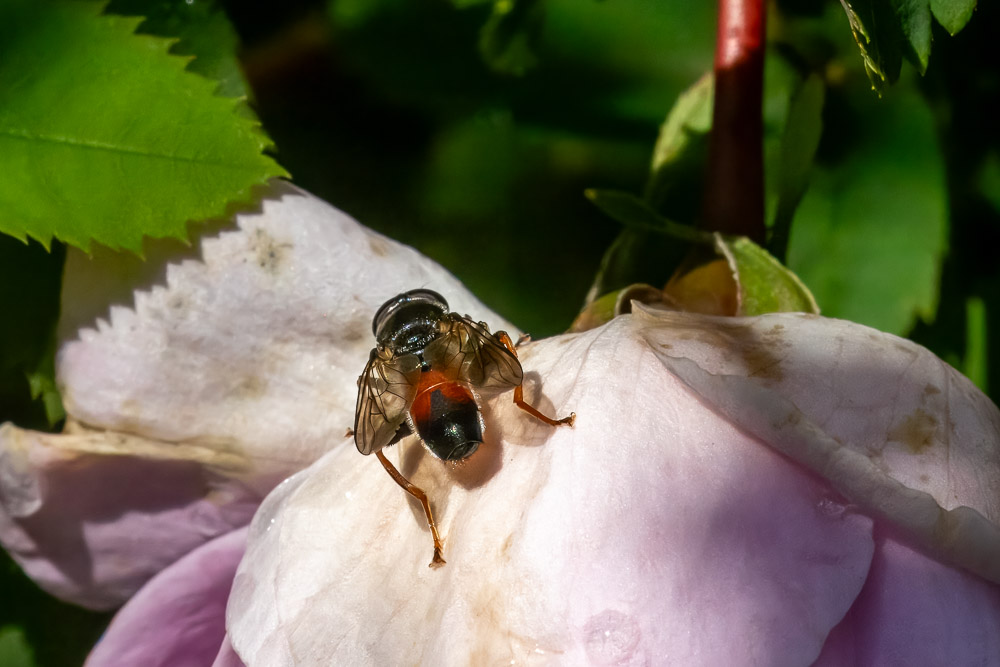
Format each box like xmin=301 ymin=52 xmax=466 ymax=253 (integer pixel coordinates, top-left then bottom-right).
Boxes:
xmin=410 ymin=369 xmax=483 ymax=461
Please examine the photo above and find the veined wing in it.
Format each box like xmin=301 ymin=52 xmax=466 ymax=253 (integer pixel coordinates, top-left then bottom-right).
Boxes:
xmin=423 ymin=314 xmax=523 ymax=391
xmin=354 ymin=349 xmax=421 ymax=455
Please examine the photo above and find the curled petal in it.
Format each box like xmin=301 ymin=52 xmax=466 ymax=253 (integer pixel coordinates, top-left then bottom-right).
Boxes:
xmin=86 ymin=527 xmax=248 ymax=666
xmin=637 ymin=306 xmax=1000 ymax=583
xmin=58 ymin=181 xmax=513 ymax=469
xmin=228 ymin=317 xmax=876 ymax=665
xmin=0 ymin=423 xmax=258 ymax=609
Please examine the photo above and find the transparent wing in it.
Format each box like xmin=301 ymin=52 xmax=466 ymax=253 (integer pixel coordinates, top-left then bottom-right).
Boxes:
xmin=423 ymin=314 xmax=523 ymax=391
xmin=354 ymin=349 xmax=421 ymax=455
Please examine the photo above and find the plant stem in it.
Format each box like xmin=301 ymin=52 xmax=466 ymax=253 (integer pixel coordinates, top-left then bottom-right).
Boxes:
xmin=703 ymin=0 xmax=766 ymax=242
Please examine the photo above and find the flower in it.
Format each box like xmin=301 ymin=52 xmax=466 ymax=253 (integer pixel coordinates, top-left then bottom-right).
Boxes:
xmin=2 ymin=184 xmax=998 ymax=665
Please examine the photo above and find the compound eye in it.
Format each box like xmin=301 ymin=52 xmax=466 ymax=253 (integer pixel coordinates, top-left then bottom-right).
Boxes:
xmin=372 ymin=289 xmax=450 ymax=339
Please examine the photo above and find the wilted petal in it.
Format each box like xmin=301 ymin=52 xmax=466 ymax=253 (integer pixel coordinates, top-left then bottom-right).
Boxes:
xmin=814 ymin=527 xmax=1000 ymax=665
xmin=86 ymin=527 xmax=248 ymax=667
xmin=228 ymin=316 xmax=876 ymax=665
xmin=58 ymin=181 xmax=512 ymax=468
xmin=1 ymin=182 xmax=508 ymax=608
xmin=638 ymin=306 xmax=1000 ymax=583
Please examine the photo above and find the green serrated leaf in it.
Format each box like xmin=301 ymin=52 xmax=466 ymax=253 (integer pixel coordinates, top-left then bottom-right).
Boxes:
xmin=0 ymin=0 xmax=288 ymax=253
xmin=837 ymin=0 xmax=901 ymax=91
xmin=106 ymin=0 xmax=248 ymax=99
xmin=478 ymin=0 xmax=542 ymax=76
xmin=716 ymin=235 xmax=820 ymax=315
xmin=786 ymin=87 xmax=947 ymax=335
xmin=838 ymin=0 xmax=976 ymax=90
xmin=644 ymin=73 xmax=713 ymax=208
xmin=585 ymin=189 xmax=712 ymax=243
xmin=770 ymin=74 xmax=824 ymax=262
xmin=930 ymin=0 xmax=977 ymax=35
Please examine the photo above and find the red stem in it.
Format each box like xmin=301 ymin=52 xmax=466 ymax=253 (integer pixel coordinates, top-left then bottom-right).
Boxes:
xmin=703 ymin=0 xmax=766 ymax=242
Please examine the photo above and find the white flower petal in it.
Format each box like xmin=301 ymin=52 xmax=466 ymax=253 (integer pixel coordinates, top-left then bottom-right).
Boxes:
xmin=228 ymin=316 xmax=876 ymax=665
xmin=58 ymin=181 xmax=512 ymax=471
xmin=1 ymin=182 xmax=508 ymax=608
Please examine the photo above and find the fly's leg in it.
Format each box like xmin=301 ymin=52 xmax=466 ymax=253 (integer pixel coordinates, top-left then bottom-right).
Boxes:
xmin=495 ymin=331 xmax=576 ymax=427
xmin=375 ymin=449 xmax=446 ymax=568
xmin=514 ymin=333 xmax=532 ymax=348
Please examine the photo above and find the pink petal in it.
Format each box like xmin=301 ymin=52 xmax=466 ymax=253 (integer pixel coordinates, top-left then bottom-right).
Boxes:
xmin=86 ymin=527 xmax=248 ymax=667
xmin=0 ymin=424 xmax=259 ymax=610
xmin=814 ymin=526 xmax=1000 ymax=665
xmin=639 ymin=307 xmax=1000 ymax=583
xmin=227 ymin=317 xmax=876 ymax=665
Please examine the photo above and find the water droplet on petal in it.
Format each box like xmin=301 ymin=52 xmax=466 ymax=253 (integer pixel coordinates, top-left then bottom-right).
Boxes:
xmin=816 ymin=496 xmax=846 ymax=518
xmin=583 ymin=610 xmax=641 ymax=665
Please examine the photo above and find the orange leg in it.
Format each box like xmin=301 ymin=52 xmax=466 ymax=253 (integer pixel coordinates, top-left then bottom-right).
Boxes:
xmin=376 ymin=449 xmax=446 ymax=567
xmin=496 ymin=332 xmax=576 ymax=427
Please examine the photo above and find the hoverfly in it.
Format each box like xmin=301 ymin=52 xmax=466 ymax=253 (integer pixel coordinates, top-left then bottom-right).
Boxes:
xmin=353 ymin=289 xmax=575 ymax=567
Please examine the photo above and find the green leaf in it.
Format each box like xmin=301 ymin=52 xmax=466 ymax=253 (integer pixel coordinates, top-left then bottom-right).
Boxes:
xmin=0 ymin=0 xmax=288 ymax=253
xmin=25 ymin=339 xmax=65 ymax=427
xmin=644 ymin=72 xmax=713 ymax=210
xmin=0 ymin=627 xmax=35 ymax=667
xmin=786 ymin=86 xmax=947 ymax=335
xmin=930 ymin=0 xmax=977 ymax=35
xmin=585 ymin=189 xmax=711 ymax=243
xmin=0 ymin=237 xmax=63 ymax=429
xmin=478 ymin=0 xmax=543 ymax=76
xmin=963 ymin=296 xmax=987 ymax=393
xmin=106 ymin=0 xmax=249 ymax=99
xmin=837 ymin=0 xmax=902 ymax=90
xmin=895 ymin=0 xmax=933 ymax=73
xmin=838 ymin=0 xmax=975 ymax=90
xmin=770 ymin=74 xmax=824 ymax=262
xmin=716 ymin=235 xmax=820 ymax=315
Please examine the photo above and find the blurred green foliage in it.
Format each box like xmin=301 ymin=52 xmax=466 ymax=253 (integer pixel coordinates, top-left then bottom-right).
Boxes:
xmin=1 ymin=0 xmax=998 ymax=664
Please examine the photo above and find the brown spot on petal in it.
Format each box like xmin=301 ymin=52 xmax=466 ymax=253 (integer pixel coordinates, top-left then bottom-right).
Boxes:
xmin=248 ymin=228 xmax=292 ymax=275
xmin=232 ymin=375 xmax=267 ymax=400
xmin=924 ymin=384 xmax=942 ymax=396
xmin=369 ymin=236 xmax=390 ymax=257
xmin=888 ymin=408 xmax=939 ymax=454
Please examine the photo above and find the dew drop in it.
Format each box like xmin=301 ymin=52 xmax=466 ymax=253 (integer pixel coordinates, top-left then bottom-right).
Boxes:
xmin=583 ymin=610 xmax=641 ymax=665
xmin=816 ymin=496 xmax=846 ymax=518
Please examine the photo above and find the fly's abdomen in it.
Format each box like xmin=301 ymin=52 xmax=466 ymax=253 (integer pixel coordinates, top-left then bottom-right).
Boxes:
xmin=410 ymin=372 xmax=483 ymax=461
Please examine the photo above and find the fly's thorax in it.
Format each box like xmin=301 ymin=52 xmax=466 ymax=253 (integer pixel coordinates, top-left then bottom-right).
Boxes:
xmin=408 ymin=370 xmax=484 ymax=461
xmin=373 ymin=291 xmax=449 ymax=356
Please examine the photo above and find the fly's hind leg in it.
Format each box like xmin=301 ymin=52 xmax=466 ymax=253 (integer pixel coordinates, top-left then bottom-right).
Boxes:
xmin=375 ymin=449 xmax=446 ymax=568
xmin=495 ymin=331 xmax=576 ymax=427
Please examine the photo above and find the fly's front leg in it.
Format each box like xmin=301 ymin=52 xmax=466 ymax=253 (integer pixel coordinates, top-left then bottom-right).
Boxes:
xmin=375 ymin=450 xmax=446 ymax=567
xmin=495 ymin=331 xmax=576 ymax=427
